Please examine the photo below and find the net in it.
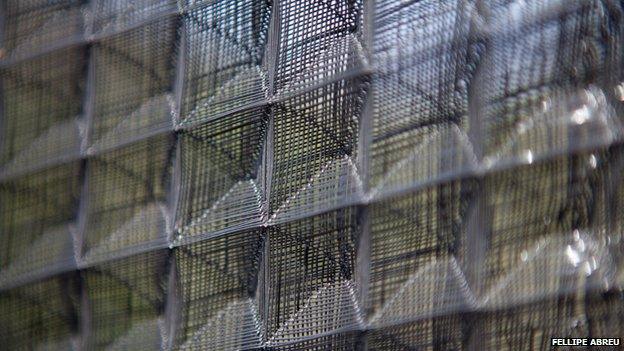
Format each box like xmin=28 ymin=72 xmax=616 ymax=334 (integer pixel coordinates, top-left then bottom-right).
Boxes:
xmin=0 ymin=0 xmax=623 ymax=349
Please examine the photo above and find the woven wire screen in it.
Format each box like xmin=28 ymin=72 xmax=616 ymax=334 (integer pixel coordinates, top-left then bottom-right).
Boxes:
xmin=0 ymin=0 xmax=623 ymax=350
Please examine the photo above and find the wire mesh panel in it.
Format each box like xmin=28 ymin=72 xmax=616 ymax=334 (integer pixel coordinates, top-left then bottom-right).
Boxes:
xmin=172 ymin=229 xmax=265 ymax=350
xmin=175 ymin=108 xmax=269 ymax=243
xmin=0 ymin=273 xmax=81 ymax=350
xmin=368 ymin=0 xmax=477 ymax=196
xmin=366 ymin=315 xmax=472 ymax=350
xmin=88 ymin=17 xmax=178 ymax=153
xmin=80 ymin=135 xmax=175 ymax=264
xmin=91 ymin=0 xmax=178 ymax=37
xmin=0 ymin=162 xmax=81 ymax=288
xmin=0 ymin=0 xmax=623 ymax=349
xmin=272 ymin=0 xmax=365 ymax=97
xmin=178 ymin=0 xmax=271 ymax=126
xmin=266 ymin=208 xmax=363 ymax=346
xmin=0 ymin=47 xmax=87 ymax=178
xmin=264 ymin=331 xmax=361 ymax=351
xmin=0 ymin=0 xmax=87 ymax=62
xmin=269 ymin=78 xmax=368 ymax=223
xmin=367 ymin=181 xmax=477 ymax=328
xmin=479 ymin=150 xmax=615 ymax=307
xmin=82 ymin=250 xmax=169 ymax=350
xmin=474 ymin=0 xmax=624 ymax=165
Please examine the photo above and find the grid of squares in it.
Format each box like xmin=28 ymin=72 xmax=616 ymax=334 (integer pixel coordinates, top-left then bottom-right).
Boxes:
xmin=0 ymin=0 xmax=623 ymax=350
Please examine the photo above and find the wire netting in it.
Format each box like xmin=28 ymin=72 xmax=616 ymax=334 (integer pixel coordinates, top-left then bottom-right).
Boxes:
xmin=173 ymin=229 xmax=265 ymax=350
xmin=81 ymin=135 xmax=174 ymax=264
xmin=0 ymin=163 xmax=81 ymax=288
xmin=0 ymin=0 xmax=87 ymax=61
xmin=176 ymin=108 xmax=268 ymax=242
xmin=0 ymin=46 xmax=87 ymax=178
xmin=0 ymin=273 xmax=81 ymax=350
xmin=82 ymin=250 xmax=169 ymax=350
xmin=0 ymin=0 xmax=623 ymax=350
xmin=89 ymin=17 xmax=178 ymax=153
xmin=178 ymin=0 xmax=271 ymax=126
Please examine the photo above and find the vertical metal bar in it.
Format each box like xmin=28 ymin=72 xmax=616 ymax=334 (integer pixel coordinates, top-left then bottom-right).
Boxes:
xmin=355 ymin=204 xmax=371 ymax=320
xmin=173 ymin=19 xmax=187 ymax=128
xmin=168 ymin=135 xmax=182 ymax=245
xmin=76 ymin=36 xmax=97 ymax=264
xmin=467 ymin=0 xmax=485 ymax=164
xmin=80 ymin=44 xmax=97 ymax=156
xmin=260 ymin=2 xmax=281 ymax=341
xmin=357 ymin=2 xmax=374 ymax=346
xmin=79 ymin=271 xmax=92 ymax=351
xmin=74 ymin=15 xmax=97 ymax=341
xmin=261 ymin=227 xmax=271 ymax=345
xmin=265 ymin=0 xmax=281 ymax=98
xmin=164 ymin=252 xmax=179 ymax=351
xmin=164 ymin=12 xmax=186 ymax=350
xmin=168 ymin=16 xmax=187 ymax=244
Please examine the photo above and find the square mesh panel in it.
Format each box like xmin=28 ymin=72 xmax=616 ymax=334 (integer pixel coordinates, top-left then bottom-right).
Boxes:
xmin=369 ymin=0 xmax=476 ymax=194
xmin=172 ymin=229 xmax=265 ymax=350
xmin=81 ymin=135 xmax=175 ymax=264
xmin=175 ymin=108 xmax=268 ymax=242
xmin=0 ymin=0 xmax=622 ymax=349
xmin=273 ymin=0 xmax=365 ymax=96
xmin=476 ymin=0 xmax=622 ymax=161
xmin=82 ymin=250 xmax=169 ymax=350
xmin=269 ymin=78 xmax=368 ymax=222
xmin=480 ymin=151 xmax=613 ymax=306
xmin=367 ymin=181 xmax=476 ymax=327
xmin=366 ymin=315 xmax=471 ymax=350
xmin=91 ymin=0 xmax=177 ymax=36
xmin=0 ymin=47 xmax=87 ymax=178
xmin=88 ymin=16 xmax=178 ymax=153
xmin=0 ymin=0 xmax=86 ymax=61
xmin=178 ymin=0 xmax=271 ymax=126
xmin=264 ymin=331 xmax=361 ymax=351
xmin=266 ymin=208 xmax=362 ymax=345
xmin=0 ymin=162 xmax=81 ymax=288
xmin=0 ymin=273 xmax=81 ymax=350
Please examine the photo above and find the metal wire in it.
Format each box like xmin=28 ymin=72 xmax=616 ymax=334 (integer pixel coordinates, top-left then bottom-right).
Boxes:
xmin=0 ymin=47 xmax=87 ymax=178
xmin=0 ymin=163 xmax=81 ymax=288
xmin=81 ymin=135 xmax=174 ymax=264
xmin=88 ymin=17 xmax=178 ymax=153
xmin=82 ymin=250 xmax=169 ymax=350
xmin=0 ymin=0 xmax=622 ymax=350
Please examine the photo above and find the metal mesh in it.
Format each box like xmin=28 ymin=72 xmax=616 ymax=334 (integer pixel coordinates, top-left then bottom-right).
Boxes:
xmin=272 ymin=0 xmax=365 ymax=96
xmin=0 ymin=0 xmax=623 ymax=350
xmin=82 ymin=250 xmax=169 ymax=350
xmin=81 ymin=135 xmax=174 ymax=264
xmin=0 ymin=163 xmax=81 ymax=288
xmin=266 ymin=209 xmax=361 ymax=345
xmin=0 ymin=0 xmax=87 ymax=62
xmin=367 ymin=181 xmax=476 ymax=327
xmin=269 ymin=78 xmax=368 ymax=221
xmin=88 ymin=17 xmax=178 ymax=152
xmin=178 ymin=0 xmax=271 ymax=125
xmin=173 ymin=229 xmax=265 ymax=350
xmin=176 ymin=108 xmax=268 ymax=242
xmin=474 ymin=0 xmax=623 ymax=162
xmin=0 ymin=273 xmax=81 ymax=350
xmin=90 ymin=0 xmax=177 ymax=37
xmin=0 ymin=47 xmax=87 ymax=178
